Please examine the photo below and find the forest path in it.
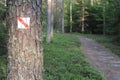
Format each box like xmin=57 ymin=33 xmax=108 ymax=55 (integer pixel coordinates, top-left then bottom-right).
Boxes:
xmin=78 ymin=36 xmax=120 ymax=80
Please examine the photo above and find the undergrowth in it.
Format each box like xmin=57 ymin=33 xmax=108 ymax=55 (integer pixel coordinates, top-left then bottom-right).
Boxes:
xmin=0 ymin=56 xmax=7 ymax=80
xmin=43 ymin=33 xmax=105 ymax=80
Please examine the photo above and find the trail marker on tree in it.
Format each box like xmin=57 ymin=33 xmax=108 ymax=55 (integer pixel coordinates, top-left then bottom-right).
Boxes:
xmin=18 ymin=17 xmax=30 ymax=29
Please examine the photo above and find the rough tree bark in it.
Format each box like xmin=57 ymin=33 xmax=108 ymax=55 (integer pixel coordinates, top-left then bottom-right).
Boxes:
xmin=6 ymin=0 xmax=43 ymax=80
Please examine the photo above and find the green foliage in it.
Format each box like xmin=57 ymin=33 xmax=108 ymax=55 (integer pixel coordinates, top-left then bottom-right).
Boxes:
xmin=0 ymin=56 xmax=7 ymax=80
xmin=0 ymin=1 xmax=6 ymax=21
xmin=43 ymin=33 xmax=105 ymax=80
xmin=103 ymin=0 xmax=119 ymax=34
xmin=113 ymin=36 xmax=120 ymax=46
xmin=0 ymin=0 xmax=6 ymax=57
xmin=87 ymin=4 xmax=103 ymax=34
xmin=64 ymin=0 xmax=120 ymax=35
xmin=0 ymin=23 xmax=7 ymax=56
xmin=0 ymin=2 xmax=7 ymax=79
xmin=42 ymin=0 xmax=47 ymax=28
xmin=0 ymin=1 xmax=7 ymax=56
xmin=64 ymin=0 xmax=70 ymax=27
xmin=84 ymin=0 xmax=120 ymax=34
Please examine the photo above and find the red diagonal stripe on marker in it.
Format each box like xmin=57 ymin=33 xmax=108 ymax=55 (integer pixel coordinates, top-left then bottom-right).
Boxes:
xmin=18 ymin=17 xmax=29 ymax=29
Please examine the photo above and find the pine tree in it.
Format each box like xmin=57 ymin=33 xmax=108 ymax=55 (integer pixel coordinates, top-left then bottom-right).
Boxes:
xmin=6 ymin=0 xmax=43 ymax=80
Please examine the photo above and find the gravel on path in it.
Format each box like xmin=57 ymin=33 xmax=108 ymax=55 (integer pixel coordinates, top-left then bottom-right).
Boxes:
xmin=79 ymin=36 xmax=120 ymax=80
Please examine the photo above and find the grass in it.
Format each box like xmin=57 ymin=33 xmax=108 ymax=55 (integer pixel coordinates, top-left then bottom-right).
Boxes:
xmin=79 ymin=34 xmax=120 ymax=57
xmin=43 ymin=33 xmax=105 ymax=80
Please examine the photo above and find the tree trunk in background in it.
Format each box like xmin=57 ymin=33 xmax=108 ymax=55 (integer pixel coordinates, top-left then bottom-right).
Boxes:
xmin=103 ymin=1 xmax=106 ymax=35
xmin=54 ymin=0 xmax=58 ymax=28
xmin=70 ymin=0 xmax=72 ymax=32
xmin=81 ymin=0 xmax=85 ymax=33
xmin=56 ymin=0 xmax=62 ymax=31
xmin=62 ymin=0 xmax=64 ymax=33
xmin=46 ymin=0 xmax=52 ymax=43
xmin=50 ymin=0 xmax=54 ymax=38
xmin=6 ymin=0 xmax=43 ymax=80
xmin=90 ymin=0 xmax=94 ymax=6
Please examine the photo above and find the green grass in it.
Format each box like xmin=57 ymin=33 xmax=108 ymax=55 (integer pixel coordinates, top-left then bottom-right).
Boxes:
xmin=43 ymin=33 xmax=105 ymax=80
xmin=79 ymin=34 xmax=120 ymax=57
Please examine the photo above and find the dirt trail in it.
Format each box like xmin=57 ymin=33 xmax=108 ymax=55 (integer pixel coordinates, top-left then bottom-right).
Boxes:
xmin=78 ymin=36 xmax=120 ymax=80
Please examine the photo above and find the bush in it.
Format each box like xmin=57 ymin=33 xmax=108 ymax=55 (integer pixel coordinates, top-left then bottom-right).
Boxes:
xmin=113 ymin=36 xmax=120 ymax=46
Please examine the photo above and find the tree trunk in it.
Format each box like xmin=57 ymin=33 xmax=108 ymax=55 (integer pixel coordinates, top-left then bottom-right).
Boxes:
xmin=46 ymin=0 xmax=52 ymax=43
xmin=81 ymin=0 xmax=85 ymax=33
xmin=50 ymin=0 xmax=54 ymax=38
xmin=62 ymin=0 xmax=64 ymax=33
xmin=6 ymin=0 xmax=43 ymax=80
xmin=56 ymin=0 xmax=62 ymax=31
xmin=90 ymin=0 xmax=94 ymax=6
xmin=70 ymin=0 xmax=72 ymax=32
xmin=103 ymin=1 xmax=106 ymax=35
xmin=54 ymin=0 xmax=58 ymax=28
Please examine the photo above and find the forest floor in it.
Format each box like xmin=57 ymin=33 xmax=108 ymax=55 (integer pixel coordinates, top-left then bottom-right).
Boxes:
xmin=78 ymin=36 xmax=120 ymax=80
